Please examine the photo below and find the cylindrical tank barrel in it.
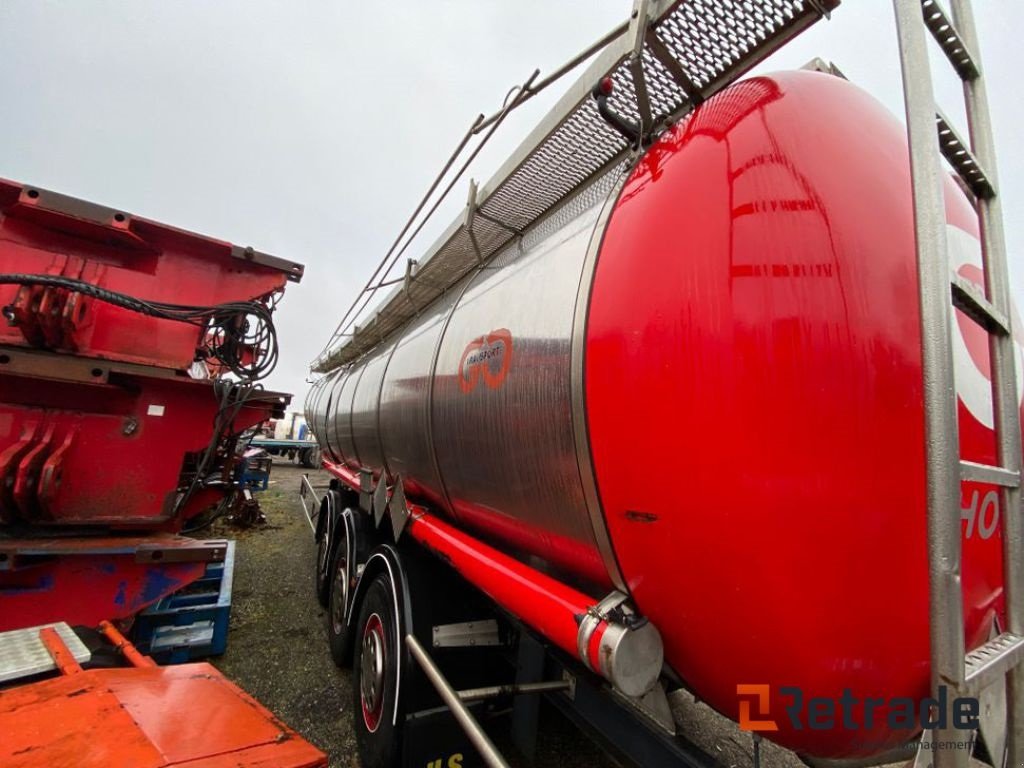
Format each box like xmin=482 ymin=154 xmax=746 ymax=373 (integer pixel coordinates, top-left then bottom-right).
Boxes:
xmin=308 ymin=71 xmax=1019 ymax=760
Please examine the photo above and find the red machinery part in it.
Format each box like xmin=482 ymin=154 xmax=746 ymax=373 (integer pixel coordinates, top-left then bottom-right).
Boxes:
xmin=0 ymin=178 xmax=301 ymax=633
xmin=410 ymin=511 xmax=585 ymax=657
xmin=0 ymin=536 xmax=226 ymax=630
xmin=98 ymin=619 xmax=158 ymax=668
xmin=0 ymin=372 xmax=286 ymax=526
xmin=585 ymin=71 xmax=1014 ymax=758
xmin=39 ymin=626 xmax=85 ymax=675
xmin=0 ymin=177 xmax=297 ymax=530
xmin=0 ymin=179 xmax=301 ymax=370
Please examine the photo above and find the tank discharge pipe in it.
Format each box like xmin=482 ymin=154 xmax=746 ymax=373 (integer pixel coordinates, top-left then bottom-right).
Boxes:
xmin=406 ymin=510 xmax=663 ymax=697
xmin=324 ymin=463 xmax=663 ymax=697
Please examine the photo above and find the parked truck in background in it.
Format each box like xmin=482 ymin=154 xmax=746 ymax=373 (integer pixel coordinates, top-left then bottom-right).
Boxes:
xmin=251 ymin=411 xmax=320 ymax=468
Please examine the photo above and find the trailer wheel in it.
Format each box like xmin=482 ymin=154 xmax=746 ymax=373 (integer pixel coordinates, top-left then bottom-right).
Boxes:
xmin=353 ymin=573 xmax=402 ymax=768
xmin=300 ymin=447 xmax=318 ymax=469
xmin=327 ymin=523 xmax=354 ymax=666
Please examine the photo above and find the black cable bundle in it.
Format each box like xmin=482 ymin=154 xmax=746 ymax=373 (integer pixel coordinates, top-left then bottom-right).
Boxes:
xmin=1 ymin=273 xmax=283 ymax=524
xmin=0 ymin=273 xmax=279 ymax=381
xmin=179 ymin=379 xmax=265 ymax=531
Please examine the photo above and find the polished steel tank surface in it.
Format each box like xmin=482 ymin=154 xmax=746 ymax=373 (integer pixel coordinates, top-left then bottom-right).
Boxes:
xmin=309 ymin=169 xmax=624 ymax=587
xmin=308 ymin=71 xmax=1017 ymax=760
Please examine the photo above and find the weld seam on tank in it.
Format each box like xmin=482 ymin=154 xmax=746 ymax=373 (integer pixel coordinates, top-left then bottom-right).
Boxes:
xmin=329 ymin=367 xmax=348 ymax=465
xmin=328 ymin=368 xmax=347 ymax=465
xmin=569 ymin=163 xmax=633 ymax=594
xmin=335 ymin=366 xmax=356 ymax=462
xmin=426 ymin=272 xmax=478 ymax=521
xmin=348 ymin=361 xmax=371 ymax=468
xmin=373 ymin=340 xmax=401 ymax=481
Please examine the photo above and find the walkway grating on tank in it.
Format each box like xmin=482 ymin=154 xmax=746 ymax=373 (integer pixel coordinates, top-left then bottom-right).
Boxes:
xmin=314 ymin=0 xmax=838 ymax=373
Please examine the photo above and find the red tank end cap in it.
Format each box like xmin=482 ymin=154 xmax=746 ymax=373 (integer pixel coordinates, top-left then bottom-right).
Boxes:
xmin=585 ymin=70 xmax=1012 ymax=759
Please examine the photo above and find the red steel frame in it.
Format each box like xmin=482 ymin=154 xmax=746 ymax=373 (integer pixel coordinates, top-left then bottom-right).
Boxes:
xmin=0 ymin=536 xmax=226 ymax=631
xmin=0 ymin=177 xmax=301 ymax=631
xmin=0 ymin=178 xmax=302 ymax=369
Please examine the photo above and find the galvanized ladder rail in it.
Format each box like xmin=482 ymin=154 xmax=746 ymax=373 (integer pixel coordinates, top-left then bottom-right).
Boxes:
xmin=893 ymin=1 xmax=1024 ymax=766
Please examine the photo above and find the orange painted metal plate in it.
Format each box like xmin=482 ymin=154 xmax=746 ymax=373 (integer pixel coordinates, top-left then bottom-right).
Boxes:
xmin=0 ymin=662 xmax=327 ymax=768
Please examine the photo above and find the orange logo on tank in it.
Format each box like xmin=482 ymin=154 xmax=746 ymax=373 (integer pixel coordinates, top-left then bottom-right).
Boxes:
xmin=458 ymin=329 xmax=513 ymax=393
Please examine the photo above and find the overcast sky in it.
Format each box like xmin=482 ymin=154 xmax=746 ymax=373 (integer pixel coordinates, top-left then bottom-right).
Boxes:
xmin=1 ymin=1 xmax=1020 ymax=409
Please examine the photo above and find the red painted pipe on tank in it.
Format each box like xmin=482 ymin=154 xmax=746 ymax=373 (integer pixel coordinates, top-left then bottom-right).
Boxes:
xmin=407 ymin=506 xmax=587 ymax=660
xmin=323 ymin=461 xmax=585 ymax=657
xmin=320 ymin=460 xmax=664 ymax=695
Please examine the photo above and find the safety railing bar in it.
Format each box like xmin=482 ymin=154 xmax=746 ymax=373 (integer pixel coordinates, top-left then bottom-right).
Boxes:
xmin=406 ymin=633 xmax=511 ymax=768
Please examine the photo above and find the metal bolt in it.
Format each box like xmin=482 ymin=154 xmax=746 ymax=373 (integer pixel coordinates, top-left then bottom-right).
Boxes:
xmin=122 ymin=417 xmax=139 ymax=436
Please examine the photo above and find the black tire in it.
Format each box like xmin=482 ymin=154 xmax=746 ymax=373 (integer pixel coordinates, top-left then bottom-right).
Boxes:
xmin=314 ymin=501 xmax=333 ymax=606
xmin=353 ymin=573 xmax=402 ymax=768
xmin=327 ymin=522 xmax=354 ymax=666
xmin=300 ymin=447 xmax=319 ymax=469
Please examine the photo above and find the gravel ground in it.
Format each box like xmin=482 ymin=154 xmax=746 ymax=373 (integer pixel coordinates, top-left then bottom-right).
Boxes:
xmin=207 ymin=461 xmax=978 ymax=768
xmin=210 ymin=462 xmax=357 ymax=767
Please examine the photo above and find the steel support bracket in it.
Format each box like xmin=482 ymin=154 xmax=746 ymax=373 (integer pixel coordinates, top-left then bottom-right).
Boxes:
xmin=464 ymin=179 xmax=485 ymax=264
xmin=403 ymin=258 xmax=419 ymax=293
xmin=389 ymin=477 xmax=409 ymax=541
xmin=432 ymin=619 xmax=502 ymax=648
xmin=372 ymin=476 xmax=388 ymax=527
xmin=644 ymin=28 xmax=701 ymax=104
xmin=611 ymin=681 xmax=677 ymax=736
xmin=359 ymin=467 xmax=373 ymax=512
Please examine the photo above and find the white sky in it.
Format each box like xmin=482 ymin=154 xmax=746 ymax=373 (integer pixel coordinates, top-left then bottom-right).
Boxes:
xmin=0 ymin=1 xmax=1020 ymax=407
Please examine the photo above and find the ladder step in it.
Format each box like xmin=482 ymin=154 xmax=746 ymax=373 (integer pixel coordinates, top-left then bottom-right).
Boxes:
xmin=920 ymin=0 xmax=979 ymax=81
xmin=951 ymin=274 xmax=1010 ymax=335
xmin=963 ymin=632 xmax=1024 ymax=694
xmin=960 ymin=460 xmax=1021 ymax=488
xmin=935 ymin=110 xmax=995 ymax=200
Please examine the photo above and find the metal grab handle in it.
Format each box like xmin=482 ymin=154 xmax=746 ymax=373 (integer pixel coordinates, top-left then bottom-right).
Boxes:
xmin=405 ymin=634 xmax=511 ymax=768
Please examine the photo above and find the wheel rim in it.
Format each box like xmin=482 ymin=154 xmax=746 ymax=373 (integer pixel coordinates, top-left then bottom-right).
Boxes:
xmin=331 ymin=555 xmax=348 ymax=633
xmin=360 ymin=612 xmax=386 ymax=733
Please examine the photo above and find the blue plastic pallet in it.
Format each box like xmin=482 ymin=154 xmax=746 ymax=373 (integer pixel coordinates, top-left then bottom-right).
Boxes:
xmin=132 ymin=540 xmax=235 ymax=664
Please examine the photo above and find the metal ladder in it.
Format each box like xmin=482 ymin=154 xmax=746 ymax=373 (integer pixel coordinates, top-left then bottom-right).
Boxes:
xmin=893 ymin=1 xmax=1024 ymax=767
